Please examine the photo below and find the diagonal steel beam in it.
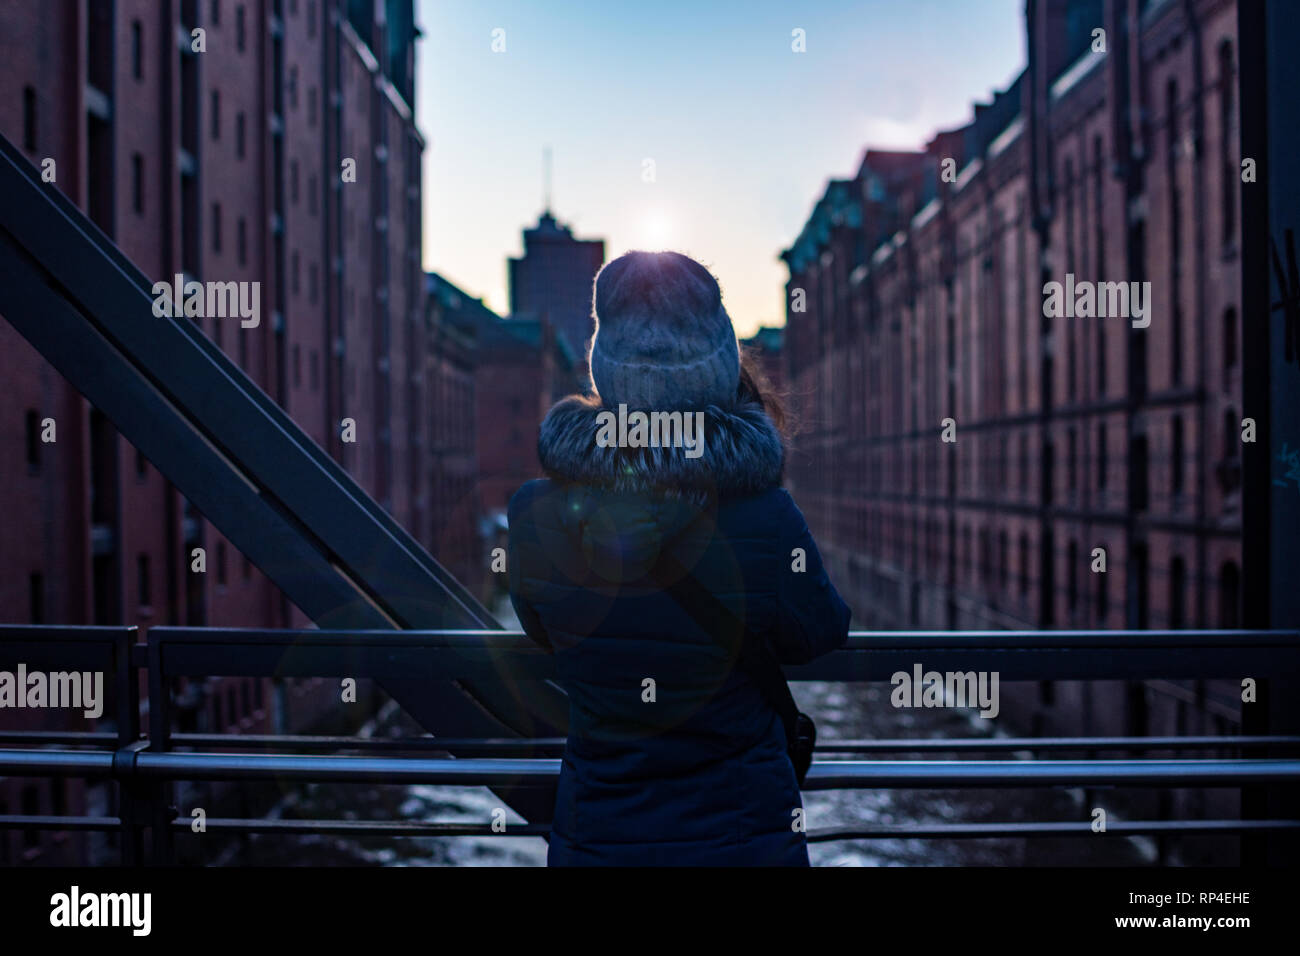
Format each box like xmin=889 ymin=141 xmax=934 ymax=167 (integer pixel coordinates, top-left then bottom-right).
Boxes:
xmin=0 ymin=132 xmax=564 ymax=824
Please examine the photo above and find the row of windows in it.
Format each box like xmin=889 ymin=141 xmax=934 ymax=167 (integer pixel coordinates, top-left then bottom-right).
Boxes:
xmin=851 ymin=520 xmax=1243 ymax=631
xmin=291 ymin=344 xmax=322 ymax=391
xmin=208 ymin=676 xmax=266 ymax=732
xmin=24 ymin=544 xmax=256 ymax=624
xmin=133 ymin=5 xmax=255 ymax=85
xmin=802 ymin=402 xmax=1243 ymax=512
xmin=790 ymin=41 xmax=1239 ymax=402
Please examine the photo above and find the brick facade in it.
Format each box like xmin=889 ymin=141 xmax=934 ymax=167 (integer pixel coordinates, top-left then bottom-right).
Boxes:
xmin=783 ymin=0 xmax=1243 ymax=746
xmin=0 ymin=0 xmax=462 ymax=863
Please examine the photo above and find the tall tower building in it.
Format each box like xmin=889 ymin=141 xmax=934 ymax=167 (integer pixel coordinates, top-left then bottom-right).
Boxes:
xmin=508 ymin=209 xmax=605 ymax=387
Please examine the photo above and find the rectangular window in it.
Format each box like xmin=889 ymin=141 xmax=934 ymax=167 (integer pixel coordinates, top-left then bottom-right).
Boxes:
xmin=87 ymin=115 xmax=113 ymax=236
xmin=131 ymin=21 xmax=143 ymax=80
xmin=211 ymin=0 xmax=221 ymax=25
xmin=1097 ymin=423 xmax=1108 ymax=490
xmin=1172 ymin=417 xmax=1185 ymax=496
xmin=1019 ymin=535 xmax=1030 ymax=596
xmin=212 ymin=203 xmax=222 ymax=252
xmin=29 ymin=572 xmax=44 ymax=625
xmin=88 ymin=0 xmax=112 ymax=91
xmin=210 ymin=90 xmax=220 ymax=140
xmin=1224 ymin=308 xmax=1238 ymax=387
xmin=1131 ymin=435 xmax=1149 ymax=512
xmin=237 ymin=217 xmax=247 ymax=267
xmin=137 ymin=554 xmax=151 ymax=607
xmin=22 ymin=86 xmax=36 ymax=151
xmin=1041 ymin=440 xmax=1054 ymax=506
xmin=236 ymin=5 xmax=246 ymax=52
xmin=25 ymin=410 xmax=40 ymax=469
xmin=1067 ymin=541 xmax=1078 ymax=613
xmin=132 ymin=154 xmax=144 ymax=214
xmin=1019 ymin=434 xmax=1028 ymax=493
xmin=1097 ymin=325 xmax=1106 ymax=395
xmin=1131 ymin=543 xmax=1150 ymax=629
xmin=236 ymin=112 xmax=245 ymax=159
xmin=1220 ymin=42 xmax=1236 ymax=242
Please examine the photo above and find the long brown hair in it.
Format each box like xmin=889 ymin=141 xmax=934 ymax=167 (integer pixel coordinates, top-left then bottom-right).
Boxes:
xmin=737 ymin=345 xmax=792 ymax=442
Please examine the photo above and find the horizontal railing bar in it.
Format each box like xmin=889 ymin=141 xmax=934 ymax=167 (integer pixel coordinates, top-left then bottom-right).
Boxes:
xmin=803 ymin=759 xmax=1300 ymax=788
xmin=131 ymin=752 xmax=559 ymax=783
xmin=4 ymin=813 xmax=1295 ymax=841
xmin=805 ymin=820 xmax=1300 ymax=841
xmin=0 ymin=626 xmax=138 ymax=671
xmin=0 ymin=815 xmax=122 ymax=831
xmin=169 ymin=818 xmax=553 ymax=837
xmin=143 ymin=627 xmax=1300 ymax=682
xmin=2 ymin=732 xmax=1293 ymax=756
xmin=0 ymin=731 xmax=120 ymax=746
xmin=157 ymin=818 xmax=1300 ymax=840
xmin=7 ymin=751 xmax=1278 ymax=788
xmin=4 ymin=748 xmax=1298 ymax=788
xmin=146 ymin=627 xmax=1300 ymax=646
xmin=163 ymin=733 xmax=1300 ymax=753
xmin=0 ymin=625 xmax=139 ymax=639
xmin=0 ymin=750 xmax=117 ymax=776
xmin=0 ymin=644 xmax=127 ymax=669
xmin=813 ymin=736 xmax=1300 ymax=752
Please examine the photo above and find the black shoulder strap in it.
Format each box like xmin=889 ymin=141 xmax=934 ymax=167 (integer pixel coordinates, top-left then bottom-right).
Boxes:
xmin=647 ymin=551 xmax=801 ymax=747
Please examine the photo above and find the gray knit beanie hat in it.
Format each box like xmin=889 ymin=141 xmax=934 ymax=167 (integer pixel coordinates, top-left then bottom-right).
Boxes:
xmin=588 ymin=250 xmax=740 ymax=411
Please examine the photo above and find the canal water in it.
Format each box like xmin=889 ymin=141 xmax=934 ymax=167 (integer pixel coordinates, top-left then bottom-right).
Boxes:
xmin=222 ymin=599 xmax=1150 ymax=867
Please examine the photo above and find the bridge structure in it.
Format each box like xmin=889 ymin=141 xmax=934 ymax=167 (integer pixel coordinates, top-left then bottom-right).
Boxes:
xmin=1 ymin=623 xmax=1299 ymax=863
xmin=1 ymin=1 xmax=1299 ymax=866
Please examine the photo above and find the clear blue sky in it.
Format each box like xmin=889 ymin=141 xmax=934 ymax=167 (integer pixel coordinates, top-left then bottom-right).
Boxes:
xmin=417 ymin=0 xmax=1024 ymax=338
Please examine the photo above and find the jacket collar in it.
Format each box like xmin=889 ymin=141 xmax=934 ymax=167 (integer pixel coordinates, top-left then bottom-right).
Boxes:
xmin=536 ymin=392 xmax=785 ymax=503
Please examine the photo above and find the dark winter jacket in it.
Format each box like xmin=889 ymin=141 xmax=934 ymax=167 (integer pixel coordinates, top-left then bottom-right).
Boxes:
xmin=507 ymin=393 xmax=851 ymax=866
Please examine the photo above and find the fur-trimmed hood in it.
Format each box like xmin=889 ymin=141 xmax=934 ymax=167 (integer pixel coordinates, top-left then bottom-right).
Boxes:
xmin=524 ymin=392 xmax=786 ymax=580
xmin=537 ymin=393 xmax=785 ymax=502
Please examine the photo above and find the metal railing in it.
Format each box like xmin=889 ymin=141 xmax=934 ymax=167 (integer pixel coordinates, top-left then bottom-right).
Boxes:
xmin=1 ymin=624 xmax=1298 ymax=864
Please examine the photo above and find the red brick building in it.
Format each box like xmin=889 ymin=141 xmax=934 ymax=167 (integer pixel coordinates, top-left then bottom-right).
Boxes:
xmin=783 ymin=0 xmax=1243 ymax=748
xmin=0 ymin=0 xmax=462 ymax=863
xmin=474 ymin=316 xmax=565 ymax=518
xmin=424 ymin=272 xmax=485 ymax=601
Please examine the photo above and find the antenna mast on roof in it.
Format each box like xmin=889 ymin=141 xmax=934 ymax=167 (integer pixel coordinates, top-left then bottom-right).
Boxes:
xmin=543 ymin=145 xmax=552 ymax=214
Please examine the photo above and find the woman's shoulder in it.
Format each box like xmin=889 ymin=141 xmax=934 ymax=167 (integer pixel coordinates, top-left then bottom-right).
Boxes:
xmin=508 ymin=477 xmax=564 ymax=514
xmin=718 ymin=486 xmax=802 ymax=527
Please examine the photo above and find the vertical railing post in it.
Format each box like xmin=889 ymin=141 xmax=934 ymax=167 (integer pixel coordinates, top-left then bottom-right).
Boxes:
xmin=113 ymin=628 xmax=144 ymax=865
xmin=147 ymin=633 xmax=176 ymax=864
